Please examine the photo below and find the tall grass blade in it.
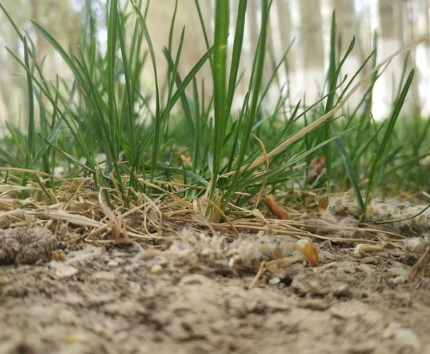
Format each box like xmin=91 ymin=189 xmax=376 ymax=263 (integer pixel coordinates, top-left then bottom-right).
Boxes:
xmin=212 ymin=0 xmax=230 ymax=185
xmin=364 ymin=69 xmax=415 ymax=217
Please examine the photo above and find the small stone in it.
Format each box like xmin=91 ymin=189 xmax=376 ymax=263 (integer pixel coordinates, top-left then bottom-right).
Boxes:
xmin=129 ymin=282 xmax=141 ymax=294
xmin=93 ymin=271 xmax=116 ymax=280
xmin=54 ymin=264 xmax=78 ymax=278
xmin=268 ymin=277 xmax=281 ymax=285
xmin=107 ymin=259 xmax=119 ymax=267
xmin=388 ymin=276 xmax=407 ymax=285
xmin=298 ymin=299 xmax=330 ymax=311
xmin=382 ymin=322 xmax=421 ymax=352
xmin=333 ymin=283 xmax=350 ymax=298
xmin=361 ymin=256 xmax=377 ymax=264
xmin=387 ymin=266 xmax=408 ymax=279
xmin=35 ymin=266 xmax=48 ymax=274
xmin=150 ymin=264 xmax=163 ymax=275
xmin=201 ymin=248 xmax=213 ymax=256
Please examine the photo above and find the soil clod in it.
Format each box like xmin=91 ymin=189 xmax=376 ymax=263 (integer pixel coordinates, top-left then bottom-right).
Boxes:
xmin=0 ymin=227 xmax=60 ymax=266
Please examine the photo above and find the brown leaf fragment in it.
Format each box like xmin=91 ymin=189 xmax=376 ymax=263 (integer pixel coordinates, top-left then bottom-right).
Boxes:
xmin=51 ymin=249 xmax=67 ymax=262
xmin=296 ymin=239 xmax=320 ymax=267
xmin=265 ymin=195 xmax=289 ymax=220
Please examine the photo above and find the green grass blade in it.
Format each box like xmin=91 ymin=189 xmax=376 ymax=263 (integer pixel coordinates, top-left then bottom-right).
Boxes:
xmin=223 ymin=0 xmax=270 ymax=206
xmin=31 ymin=21 xmax=86 ymax=87
xmin=364 ymin=69 xmax=415 ymax=216
xmin=132 ymin=1 xmax=161 ymax=181
xmin=194 ymin=0 xmax=214 ymax=70
xmin=23 ymin=37 xmax=35 ymax=169
xmin=331 ymin=124 xmax=364 ymax=213
xmin=226 ymin=0 xmax=247 ymax=116
xmin=212 ymin=0 xmax=230 ymax=183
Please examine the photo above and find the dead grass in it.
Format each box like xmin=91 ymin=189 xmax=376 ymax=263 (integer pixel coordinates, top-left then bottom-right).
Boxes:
xmin=1 ymin=168 xmax=429 ymax=278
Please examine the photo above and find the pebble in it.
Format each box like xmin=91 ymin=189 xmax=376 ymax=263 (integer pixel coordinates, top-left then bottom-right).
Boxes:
xmin=387 ymin=266 xmax=408 ymax=278
xmin=93 ymin=271 xmax=116 ymax=281
xmin=150 ymin=264 xmax=163 ymax=275
xmin=298 ymin=299 xmax=331 ymax=311
xmin=128 ymin=282 xmax=141 ymax=294
xmin=388 ymin=275 xmax=407 ymax=285
xmin=268 ymin=277 xmax=281 ymax=285
xmin=54 ymin=265 xmax=78 ymax=278
xmin=332 ymin=283 xmax=351 ymax=298
xmin=107 ymin=259 xmax=119 ymax=267
xmin=383 ymin=322 xmax=421 ymax=352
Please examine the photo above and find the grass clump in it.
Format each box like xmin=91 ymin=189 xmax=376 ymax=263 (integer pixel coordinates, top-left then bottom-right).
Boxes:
xmin=0 ymin=0 xmax=428 ymax=223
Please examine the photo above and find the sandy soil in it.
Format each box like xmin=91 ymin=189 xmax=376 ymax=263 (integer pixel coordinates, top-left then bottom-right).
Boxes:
xmin=0 ymin=227 xmax=430 ymax=354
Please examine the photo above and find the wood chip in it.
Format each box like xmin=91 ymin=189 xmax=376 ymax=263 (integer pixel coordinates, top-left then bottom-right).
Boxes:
xmin=265 ymin=195 xmax=289 ymax=220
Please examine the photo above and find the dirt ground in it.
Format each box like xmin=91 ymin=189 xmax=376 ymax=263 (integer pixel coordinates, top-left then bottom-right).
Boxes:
xmin=1 ymin=226 xmax=430 ymax=354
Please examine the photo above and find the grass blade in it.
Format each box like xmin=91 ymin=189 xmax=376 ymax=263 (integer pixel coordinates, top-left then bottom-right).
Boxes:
xmin=364 ymin=69 xmax=415 ymax=216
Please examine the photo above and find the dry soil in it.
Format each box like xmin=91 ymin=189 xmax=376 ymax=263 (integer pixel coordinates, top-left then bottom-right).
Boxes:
xmin=0 ymin=227 xmax=430 ymax=354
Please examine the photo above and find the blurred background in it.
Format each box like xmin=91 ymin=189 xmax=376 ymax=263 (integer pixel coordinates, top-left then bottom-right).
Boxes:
xmin=0 ymin=0 xmax=429 ymax=132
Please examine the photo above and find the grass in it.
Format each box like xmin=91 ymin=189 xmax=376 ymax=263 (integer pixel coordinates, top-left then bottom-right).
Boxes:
xmin=0 ymin=0 xmax=429 ymax=224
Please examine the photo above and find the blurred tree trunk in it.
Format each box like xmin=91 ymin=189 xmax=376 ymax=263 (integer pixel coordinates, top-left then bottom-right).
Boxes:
xmin=276 ymin=0 xmax=293 ymax=70
xmin=297 ymin=0 xmax=325 ymax=102
xmin=265 ymin=11 xmax=280 ymax=90
xmin=330 ymin=0 xmax=356 ymax=52
xmin=275 ymin=0 xmax=295 ymax=101
xmin=0 ymin=0 xmax=82 ymax=125
xmin=329 ymin=0 xmax=362 ymax=109
xmin=379 ymin=0 xmax=404 ymax=47
xmin=200 ymin=0 xmax=214 ymax=44
xmin=246 ymin=1 xmax=278 ymax=107
xmin=244 ymin=0 xmax=260 ymax=105
xmin=374 ymin=0 xmax=419 ymax=116
xmin=0 ymin=33 xmax=21 ymax=122
xmin=247 ymin=0 xmax=259 ymax=58
xmin=416 ymin=0 xmax=430 ymax=114
xmin=375 ymin=0 xmax=406 ymax=117
xmin=405 ymin=0 xmax=428 ymax=114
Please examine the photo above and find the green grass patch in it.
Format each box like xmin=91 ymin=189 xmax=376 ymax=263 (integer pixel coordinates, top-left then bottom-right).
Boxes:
xmin=0 ymin=0 xmax=428 ymax=220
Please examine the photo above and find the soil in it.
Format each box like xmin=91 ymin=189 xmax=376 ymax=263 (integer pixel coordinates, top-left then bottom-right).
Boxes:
xmin=1 ymin=227 xmax=430 ymax=354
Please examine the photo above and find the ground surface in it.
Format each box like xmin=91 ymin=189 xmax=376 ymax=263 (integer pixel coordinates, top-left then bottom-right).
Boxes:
xmin=0 ymin=227 xmax=430 ymax=354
